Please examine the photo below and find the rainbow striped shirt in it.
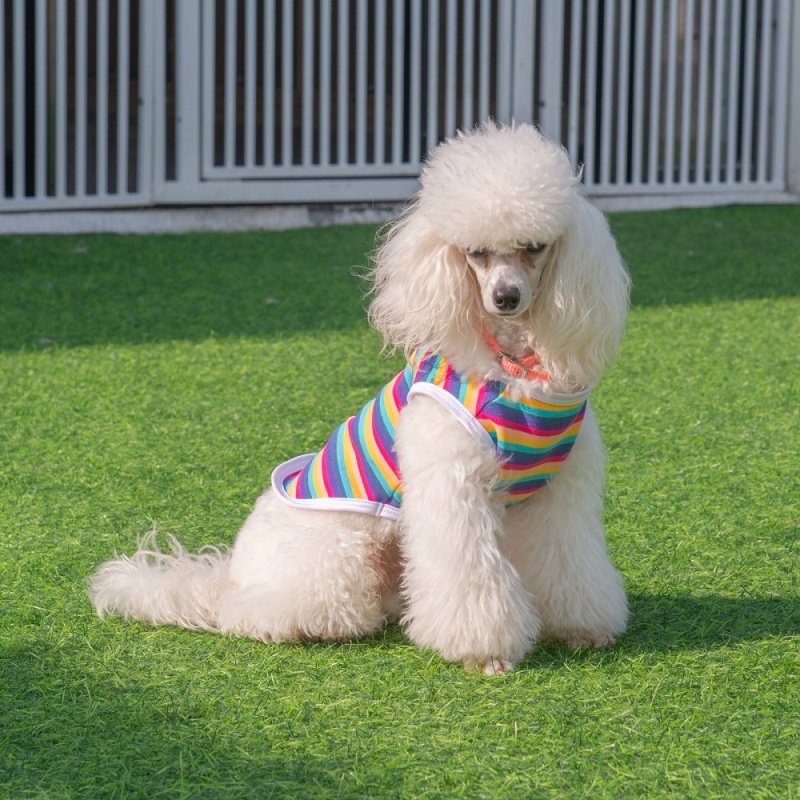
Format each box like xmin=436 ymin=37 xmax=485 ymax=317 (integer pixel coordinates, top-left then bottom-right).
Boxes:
xmin=272 ymin=349 xmax=590 ymax=520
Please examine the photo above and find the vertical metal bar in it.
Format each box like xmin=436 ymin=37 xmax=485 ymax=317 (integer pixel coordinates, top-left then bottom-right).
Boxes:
xmin=391 ymin=0 xmax=405 ymax=162
xmin=769 ymin=0 xmax=790 ymax=185
xmin=245 ymin=0 xmax=257 ymax=167
xmin=599 ymin=0 xmax=615 ymax=186
xmin=150 ymin=0 xmax=164 ymax=188
xmin=663 ymin=0 xmax=679 ymax=186
xmin=724 ymin=0 xmax=742 ymax=184
xmin=787 ymin=0 xmax=800 ymax=193
xmin=631 ymin=0 xmax=647 ymax=184
xmin=13 ymin=0 xmax=25 ymax=197
xmin=281 ymin=0 xmax=294 ymax=165
xmin=478 ymin=0 xmax=491 ymax=122
xmin=96 ymin=0 xmax=109 ymax=195
xmin=374 ymin=0 xmax=387 ymax=164
xmin=117 ymin=0 xmax=130 ymax=194
xmin=615 ymin=0 xmax=631 ymax=184
xmin=263 ymin=0 xmax=276 ymax=167
xmin=695 ymin=0 xmax=711 ymax=184
xmin=355 ymin=0 xmax=367 ymax=164
xmin=495 ymin=0 xmax=512 ymax=122
xmin=739 ymin=0 xmax=757 ymax=183
xmin=0 ymin=0 xmax=4 ymax=199
xmin=75 ymin=0 xmax=87 ymax=196
xmin=409 ymin=0 xmax=423 ymax=163
xmin=583 ymin=0 xmax=598 ymax=188
xmin=174 ymin=0 xmax=202 ymax=185
xmin=710 ymin=0 xmax=726 ymax=184
xmin=224 ymin=0 xmax=237 ymax=167
xmin=511 ymin=0 xmax=535 ymax=124
xmin=202 ymin=0 xmax=216 ymax=174
xmin=426 ymin=0 xmax=440 ymax=150
xmin=567 ymin=0 xmax=584 ymax=170
xmin=319 ymin=0 xmax=332 ymax=166
xmin=539 ymin=0 xmax=565 ymax=141
xmin=55 ymin=0 xmax=67 ymax=197
xmin=35 ymin=0 xmax=47 ymax=198
xmin=647 ymin=0 xmax=663 ymax=184
xmin=301 ymin=0 xmax=314 ymax=165
xmin=679 ymin=0 xmax=696 ymax=185
xmin=461 ymin=0 xmax=474 ymax=129
xmin=337 ymin=0 xmax=349 ymax=164
xmin=444 ymin=0 xmax=457 ymax=136
xmin=137 ymin=0 xmax=154 ymax=198
xmin=756 ymin=0 xmax=774 ymax=182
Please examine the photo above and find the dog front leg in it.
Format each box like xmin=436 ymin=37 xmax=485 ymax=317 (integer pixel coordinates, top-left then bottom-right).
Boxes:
xmin=395 ymin=395 xmax=540 ymax=674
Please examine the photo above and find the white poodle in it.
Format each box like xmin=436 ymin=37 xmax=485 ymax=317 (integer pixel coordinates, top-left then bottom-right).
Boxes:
xmin=89 ymin=121 xmax=630 ymax=675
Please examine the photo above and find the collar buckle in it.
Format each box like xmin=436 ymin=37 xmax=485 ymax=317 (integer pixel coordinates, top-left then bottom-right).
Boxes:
xmin=482 ymin=328 xmax=550 ymax=382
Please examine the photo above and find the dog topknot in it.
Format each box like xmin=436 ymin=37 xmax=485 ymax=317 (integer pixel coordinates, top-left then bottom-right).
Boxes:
xmin=417 ymin=121 xmax=579 ymax=253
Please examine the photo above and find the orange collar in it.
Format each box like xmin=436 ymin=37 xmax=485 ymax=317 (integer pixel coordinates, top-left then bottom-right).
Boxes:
xmin=482 ymin=329 xmax=550 ymax=382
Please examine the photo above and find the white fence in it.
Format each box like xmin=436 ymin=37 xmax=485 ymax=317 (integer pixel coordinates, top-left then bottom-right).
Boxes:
xmin=1 ymin=0 xmax=798 ymax=215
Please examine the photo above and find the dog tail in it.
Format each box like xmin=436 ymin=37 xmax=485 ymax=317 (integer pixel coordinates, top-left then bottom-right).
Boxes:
xmin=88 ymin=529 xmax=230 ymax=633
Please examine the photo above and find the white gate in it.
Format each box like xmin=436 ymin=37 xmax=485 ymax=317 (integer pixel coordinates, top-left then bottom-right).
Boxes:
xmin=1 ymin=0 xmax=797 ymax=215
xmin=157 ymin=0 xmax=541 ymax=205
xmin=562 ymin=0 xmax=794 ymax=197
xmin=0 ymin=0 xmax=155 ymax=211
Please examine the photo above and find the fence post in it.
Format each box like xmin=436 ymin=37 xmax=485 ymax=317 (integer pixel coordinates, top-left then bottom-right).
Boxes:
xmin=173 ymin=0 xmax=203 ymax=190
xmin=538 ymin=0 xmax=565 ymax=142
xmin=510 ymin=0 xmax=536 ymax=123
xmin=788 ymin=0 xmax=800 ymax=194
xmin=495 ymin=0 xmax=513 ymax=122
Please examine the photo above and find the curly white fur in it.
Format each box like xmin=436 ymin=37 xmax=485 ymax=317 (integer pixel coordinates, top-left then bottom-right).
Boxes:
xmin=89 ymin=121 xmax=630 ymax=675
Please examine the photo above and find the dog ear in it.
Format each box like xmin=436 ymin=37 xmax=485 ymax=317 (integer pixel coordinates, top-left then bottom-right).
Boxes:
xmin=368 ymin=204 xmax=480 ymax=355
xmin=535 ymin=197 xmax=630 ymax=387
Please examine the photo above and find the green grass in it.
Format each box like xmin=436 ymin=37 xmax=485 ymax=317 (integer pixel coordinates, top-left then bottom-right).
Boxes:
xmin=1 ymin=206 xmax=798 ymax=799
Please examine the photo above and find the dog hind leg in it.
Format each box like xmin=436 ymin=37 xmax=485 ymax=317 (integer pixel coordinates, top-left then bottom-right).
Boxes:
xmin=217 ymin=491 xmax=392 ymax=643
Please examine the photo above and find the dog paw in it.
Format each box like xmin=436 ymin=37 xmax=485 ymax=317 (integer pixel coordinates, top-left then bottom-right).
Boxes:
xmin=464 ymin=657 xmax=515 ymax=676
xmin=563 ymin=634 xmax=616 ymax=651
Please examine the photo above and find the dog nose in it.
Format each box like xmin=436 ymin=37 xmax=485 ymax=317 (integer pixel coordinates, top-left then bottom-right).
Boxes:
xmin=492 ymin=286 xmax=521 ymax=312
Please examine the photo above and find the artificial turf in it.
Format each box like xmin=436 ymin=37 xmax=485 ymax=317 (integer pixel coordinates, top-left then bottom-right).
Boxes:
xmin=1 ymin=205 xmax=798 ymax=799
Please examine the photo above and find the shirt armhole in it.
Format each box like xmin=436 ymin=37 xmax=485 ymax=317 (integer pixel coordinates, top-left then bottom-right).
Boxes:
xmin=271 ymin=455 xmax=401 ymax=520
xmin=407 ymin=382 xmax=496 ymax=454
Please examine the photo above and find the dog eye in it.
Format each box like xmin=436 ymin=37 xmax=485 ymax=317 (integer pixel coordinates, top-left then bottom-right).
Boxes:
xmin=525 ymin=243 xmax=546 ymax=255
xmin=467 ymin=249 xmax=487 ymax=259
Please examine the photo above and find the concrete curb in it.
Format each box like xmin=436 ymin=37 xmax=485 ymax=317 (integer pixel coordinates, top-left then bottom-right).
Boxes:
xmin=0 ymin=203 xmax=401 ymax=236
xmin=0 ymin=195 xmax=796 ymax=236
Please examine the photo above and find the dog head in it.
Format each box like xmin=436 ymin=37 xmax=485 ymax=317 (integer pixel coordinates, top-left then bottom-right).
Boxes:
xmin=418 ymin=121 xmax=577 ymax=253
xmin=369 ymin=121 xmax=630 ymax=389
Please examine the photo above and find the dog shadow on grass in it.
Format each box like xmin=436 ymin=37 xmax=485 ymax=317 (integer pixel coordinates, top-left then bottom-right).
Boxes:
xmin=618 ymin=592 xmax=800 ymax=652
xmin=364 ymin=591 xmax=800 ymax=671
xmin=517 ymin=592 xmax=800 ymax=668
